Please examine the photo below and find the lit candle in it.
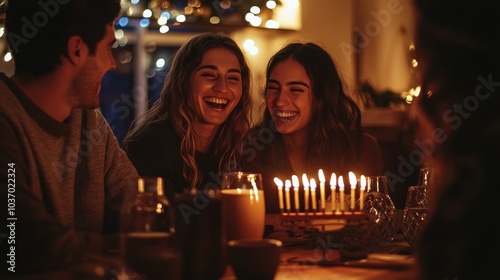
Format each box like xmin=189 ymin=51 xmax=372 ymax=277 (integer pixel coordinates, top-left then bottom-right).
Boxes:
xmin=273 ymin=177 xmax=284 ymax=213
xmin=292 ymin=175 xmax=300 ymax=213
xmin=338 ymin=176 xmax=345 ymax=211
xmin=310 ymin=178 xmax=317 ymax=212
xmin=318 ymin=169 xmax=326 ymax=212
xmin=349 ymin=171 xmax=357 ymax=212
xmin=360 ymin=175 xmax=366 ymax=210
xmin=302 ymin=174 xmax=309 ymax=213
xmin=285 ymin=179 xmax=291 ymax=213
xmin=330 ymin=173 xmax=337 ymax=212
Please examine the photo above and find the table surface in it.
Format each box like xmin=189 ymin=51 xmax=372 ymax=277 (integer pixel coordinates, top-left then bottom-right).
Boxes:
xmin=221 ymin=235 xmax=418 ymax=280
xmin=6 ymin=235 xmax=417 ymax=280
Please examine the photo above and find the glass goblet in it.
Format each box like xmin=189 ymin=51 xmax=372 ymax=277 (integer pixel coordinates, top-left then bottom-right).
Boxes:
xmin=402 ymin=185 xmax=430 ymax=247
xmin=363 ymin=175 xmax=398 ymax=244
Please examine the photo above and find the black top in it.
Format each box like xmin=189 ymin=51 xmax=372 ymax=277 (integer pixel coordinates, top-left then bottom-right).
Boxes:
xmin=240 ymin=133 xmax=384 ymax=214
xmin=123 ymin=120 xmax=221 ymax=203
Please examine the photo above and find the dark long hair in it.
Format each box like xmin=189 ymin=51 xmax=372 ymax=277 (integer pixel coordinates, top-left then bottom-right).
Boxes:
xmin=125 ymin=32 xmax=252 ymax=189
xmin=247 ymin=42 xmax=362 ymax=173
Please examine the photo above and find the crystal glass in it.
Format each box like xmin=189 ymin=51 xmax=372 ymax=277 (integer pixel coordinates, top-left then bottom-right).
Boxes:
xmin=418 ymin=167 xmax=434 ymax=187
xmin=363 ymin=175 xmax=398 ymax=244
xmin=120 ymin=177 xmax=179 ymax=279
xmin=402 ymin=167 xmax=432 ymax=247
xmin=221 ymin=172 xmax=265 ymax=241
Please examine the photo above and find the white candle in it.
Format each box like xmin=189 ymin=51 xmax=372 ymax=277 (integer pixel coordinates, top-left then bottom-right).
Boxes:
xmin=273 ymin=177 xmax=284 ymax=212
xmin=292 ymin=175 xmax=300 ymax=212
xmin=318 ymin=169 xmax=326 ymax=212
xmin=310 ymin=178 xmax=317 ymax=212
xmin=330 ymin=173 xmax=337 ymax=212
xmin=338 ymin=176 xmax=345 ymax=211
xmin=285 ymin=179 xmax=291 ymax=213
xmin=349 ymin=171 xmax=357 ymax=211
xmin=302 ymin=174 xmax=309 ymax=212
xmin=360 ymin=175 xmax=366 ymax=210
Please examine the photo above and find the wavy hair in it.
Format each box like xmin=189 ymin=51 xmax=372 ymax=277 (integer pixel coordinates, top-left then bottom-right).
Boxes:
xmin=125 ymin=33 xmax=252 ymax=189
xmin=250 ymin=42 xmax=362 ymax=173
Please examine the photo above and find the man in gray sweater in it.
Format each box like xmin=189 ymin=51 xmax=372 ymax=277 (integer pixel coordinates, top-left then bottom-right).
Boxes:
xmin=0 ymin=0 xmax=139 ymax=275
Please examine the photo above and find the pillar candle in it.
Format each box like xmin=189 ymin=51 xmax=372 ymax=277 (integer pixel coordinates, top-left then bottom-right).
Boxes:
xmin=338 ymin=176 xmax=345 ymax=211
xmin=360 ymin=175 xmax=366 ymax=210
xmin=273 ymin=177 xmax=284 ymax=213
xmin=285 ymin=179 xmax=291 ymax=213
xmin=349 ymin=172 xmax=357 ymax=212
xmin=292 ymin=175 xmax=300 ymax=212
xmin=310 ymin=178 xmax=317 ymax=212
xmin=302 ymin=174 xmax=309 ymax=212
xmin=318 ymin=169 xmax=326 ymax=212
xmin=330 ymin=173 xmax=337 ymax=212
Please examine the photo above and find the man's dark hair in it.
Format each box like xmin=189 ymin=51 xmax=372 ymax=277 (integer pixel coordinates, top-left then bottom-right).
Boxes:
xmin=5 ymin=0 xmax=121 ymax=77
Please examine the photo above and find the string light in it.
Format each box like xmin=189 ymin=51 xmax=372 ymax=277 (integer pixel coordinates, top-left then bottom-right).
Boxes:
xmin=118 ymin=0 xmax=298 ymax=29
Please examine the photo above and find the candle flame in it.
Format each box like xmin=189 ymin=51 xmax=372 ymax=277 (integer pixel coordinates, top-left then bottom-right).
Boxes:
xmin=330 ymin=172 xmax=337 ymax=186
xmin=292 ymin=175 xmax=299 ymax=189
xmin=360 ymin=175 xmax=366 ymax=190
xmin=302 ymin=173 xmax=309 ymax=188
xmin=348 ymin=171 xmax=357 ymax=187
xmin=274 ymin=177 xmax=283 ymax=188
xmin=310 ymin=178 xmax=317 ymax=190
xmin=285 ymin=179 xmax=291 ymax=189
xmin=338 ymin=176 xmax=344 ymax=189
xmin=318 ymin=169 xmax=325 ymax=182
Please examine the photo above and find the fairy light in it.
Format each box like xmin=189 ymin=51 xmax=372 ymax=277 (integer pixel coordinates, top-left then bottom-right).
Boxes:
xmin=120 ymin=0 xmax=300 ymax=29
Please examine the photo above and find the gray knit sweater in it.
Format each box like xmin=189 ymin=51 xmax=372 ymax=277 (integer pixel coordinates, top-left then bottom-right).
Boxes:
xmin=0 ymin=73 xmax=139 ymax=274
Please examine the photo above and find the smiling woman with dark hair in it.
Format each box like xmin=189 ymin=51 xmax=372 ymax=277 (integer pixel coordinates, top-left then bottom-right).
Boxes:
xmin=240 ymin=42 xmax=384 ymax=214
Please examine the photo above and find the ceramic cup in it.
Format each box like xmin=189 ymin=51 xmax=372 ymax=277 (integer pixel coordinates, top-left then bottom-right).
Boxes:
xmin=227 ymin=239 xmax=282 ymax=280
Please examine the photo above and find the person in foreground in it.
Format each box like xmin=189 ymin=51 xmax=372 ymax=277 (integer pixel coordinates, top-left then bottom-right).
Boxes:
xmin=0 ymin=0 xmax=138 ymax=275
xmin=240 ymin=42 xmax=384 ymax=214
xmin=411 ymin=0 xmax=500 ymax=279
xmin=123 ymin=32 xmax=252 ymax=201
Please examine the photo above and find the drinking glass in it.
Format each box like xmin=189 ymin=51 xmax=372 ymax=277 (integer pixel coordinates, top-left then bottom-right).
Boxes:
xmin=174 ymin=190 xmax=226 ymax=280
xmin=221 ymin=172 xmax=266 ymax=241
xmin=402 ymin=167 xmax=432 ymax=247
xmin=120 ymin=177 xmax=179 ymax=280
xmin=418 ymin=167 xmax=434 ymax=187
xmin=363 ymin=175 xmax=398 ymax=244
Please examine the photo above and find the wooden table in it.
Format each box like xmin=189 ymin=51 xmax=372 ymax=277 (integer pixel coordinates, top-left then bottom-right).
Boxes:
xmin=7 ymin=235 xmax=417 ymax=280
xmin=221 ymin=239 xmax=417 ymax=280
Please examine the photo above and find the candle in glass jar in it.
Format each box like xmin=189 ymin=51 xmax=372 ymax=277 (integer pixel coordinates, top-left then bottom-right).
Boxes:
xmin=273 ymin=177 xmax=284 ymax=213
xmin=338 ymin=176 xmax=345 ymax=211
xmin=360 ymin=175 xmax=366 ymax=210
xmin=310 ymin=178 xmax=317 ymax=212
xmin=285 ymin=179 xmax=291 ymax=213
xmin=302 ymin=174 xmax=310 ymax=212
xmin=349 ymin=172 xmax=357 ymax=212
xmin=292 ymin=175 xmax=300 ymax=212
xmin=330 ymin=173 xmax=337 ymax=212
xmin=318 ymin=169 xmax=326 ymax=212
